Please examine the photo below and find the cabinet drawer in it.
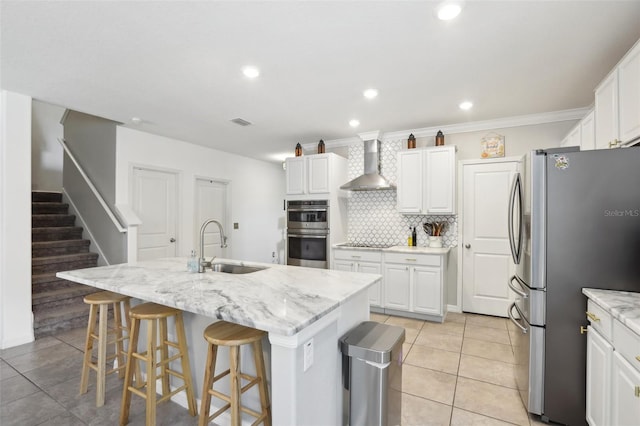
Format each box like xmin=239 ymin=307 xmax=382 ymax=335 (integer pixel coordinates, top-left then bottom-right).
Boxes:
xmin=333 ymin=249 xmax=382 ymax=263
xmin=586 ymin=300 xmax=613 ymax=341
xmin=384 ymin=252 xmax=441 ymax=267
xmin=613 ymin=320 xmax=640 ymax=372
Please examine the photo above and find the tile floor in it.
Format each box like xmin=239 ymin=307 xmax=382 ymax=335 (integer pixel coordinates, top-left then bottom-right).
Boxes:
xmin=0 ymin=313 xmax=548 ymax=425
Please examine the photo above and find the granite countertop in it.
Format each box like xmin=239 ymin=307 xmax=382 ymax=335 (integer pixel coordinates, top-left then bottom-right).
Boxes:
xmin=582 ymin=288 xmax=640 ymax=335
xmin=333 ymin=243 xmax=450 ymax=255
xmin=57 ymin=257 xmax=380 ymax=336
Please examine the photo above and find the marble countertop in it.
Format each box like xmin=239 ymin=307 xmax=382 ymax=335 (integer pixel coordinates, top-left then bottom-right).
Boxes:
xmin=582 ymin=288 xmax=640 ymax=335
xmin=333 ymin=244 xmax=450 ymax=255
xmin=57 ymin=257 xmax=380 ymax=336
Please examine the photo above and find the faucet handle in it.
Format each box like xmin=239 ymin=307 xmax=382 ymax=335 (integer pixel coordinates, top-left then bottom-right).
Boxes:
xmin=221 ymin=236 xmax=228 ymax=248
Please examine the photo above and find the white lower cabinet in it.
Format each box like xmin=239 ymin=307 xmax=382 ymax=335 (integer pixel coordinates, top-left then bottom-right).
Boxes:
xmin=412 ymin=266 xmax=442 ymax=316
xmin=383 ymin=263 xmax=411 ymax=310
xmin=586 ymin=326 xmax=612 ymax=426
xmin=333 ymin=249 xmax=383 ymax=308
xmin=585 ymin=297 xmax=640 ymax=426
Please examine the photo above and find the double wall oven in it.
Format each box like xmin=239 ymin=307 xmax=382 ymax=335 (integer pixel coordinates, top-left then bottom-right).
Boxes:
xmin=286 ymin=200 xmax=329 ymax=269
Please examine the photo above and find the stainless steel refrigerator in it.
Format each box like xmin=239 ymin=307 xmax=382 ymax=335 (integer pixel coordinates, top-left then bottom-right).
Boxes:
xmin=507 ymin=146 xmax=640 ymax=425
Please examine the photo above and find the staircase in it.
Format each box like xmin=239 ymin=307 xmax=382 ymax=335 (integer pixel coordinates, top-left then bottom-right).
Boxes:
xmin=32 ymin=191 xmax=98 ymax=338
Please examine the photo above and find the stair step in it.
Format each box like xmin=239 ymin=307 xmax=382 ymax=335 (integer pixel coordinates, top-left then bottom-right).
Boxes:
xmin=32 ymin=240 xmax=90 ymax=257
xmin=32 ymin=191 xmax=62 ymax=203
xmin=32 ymin=214 xmax=76 ymax=228
xmin=32 ymin=252 xmax=99 ymax=274
xmin=33 ymin=304 xmax=91 ymax=338
xmin=32 ymin=202 xmax=69 ymax=214
xmin=32 ymin=226 xmax=83 ymax=242
xmin=32 ymin=285 xmax=96 ymax=313
xmin=32 ymin=273 xmax=83 ymax=293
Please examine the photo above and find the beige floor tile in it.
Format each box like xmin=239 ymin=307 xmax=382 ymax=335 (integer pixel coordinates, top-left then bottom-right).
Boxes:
xmin=465 ymin=314 xmax=508 ymax=330
xmin=445 ymin=312 xmax=467 ymax=324
xmin=465 ymin=324 xmax=511 ymax=345
xmin=370 ymin=312 xmax=389 ymax=323
xmin=462 ymin=338 xmax=515 ymax=364
xmin=451 ymin=408 xmax=515 ymax=425
xmin=414 ymin=328 xmax=463 ymax=353
xmin=403 ymin=343 xmax=412 ymax=361
xmin=454 ymin=377 xmax=529 ymax=426
xmin=458 ymin=354 xmax=516 ymax=389
xmin=423 ymin=320 xmax=465 ymax=336
xmin=402 ymin=364 xmax=457 ymax=406
xmin=405 ymin=345 xmax=460 ymax=375
xmin=404 ymin=327 xmax=419 ymax=344
xmin=385 ymin=316 xmax=425 ymax=331
xmin=402 ymin=393 xmax=452 ymax=426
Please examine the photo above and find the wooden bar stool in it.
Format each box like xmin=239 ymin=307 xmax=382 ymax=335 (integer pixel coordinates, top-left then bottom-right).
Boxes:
xmin=119 ymin=302 xmax=197 ymax=426
xmin=199 ymin=321 xmax=271 ymax=426
xmin=80 ymin=290 xmax=133 ymax=407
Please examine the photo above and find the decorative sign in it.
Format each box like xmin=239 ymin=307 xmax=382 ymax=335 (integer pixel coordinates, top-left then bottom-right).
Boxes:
xmin=480 ymin=134 xmax=505 ymax=158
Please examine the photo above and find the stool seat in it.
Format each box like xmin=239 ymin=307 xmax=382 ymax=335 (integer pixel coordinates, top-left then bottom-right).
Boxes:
xmin=199 ymin=321 xmax=271 ymax=426
xmin=83 ymin=290 xmax=129 ymax=305
xmin=203 ymin=321 xmax=266 ymax=347
xmin=129 ymin=302 xmax=180 ymax=319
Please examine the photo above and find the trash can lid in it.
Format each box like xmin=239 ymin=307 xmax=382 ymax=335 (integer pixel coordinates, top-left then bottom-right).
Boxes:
xmin=340 ymin=321 xmax=405 ymax=364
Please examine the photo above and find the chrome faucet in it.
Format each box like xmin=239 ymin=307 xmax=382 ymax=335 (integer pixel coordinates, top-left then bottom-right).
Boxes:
xmin=198 ymin=219 xmax=228 ymax=273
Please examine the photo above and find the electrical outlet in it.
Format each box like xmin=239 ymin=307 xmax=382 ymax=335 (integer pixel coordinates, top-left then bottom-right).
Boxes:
xmin=303 ymin=338 xmax=314 ymax=372
xmin=233 ymin=222 xmax=239 ymax=229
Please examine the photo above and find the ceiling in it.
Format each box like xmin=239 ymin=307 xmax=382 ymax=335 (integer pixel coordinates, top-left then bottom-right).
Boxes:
xmin=2 ymin=1 xmax=640 ymax=163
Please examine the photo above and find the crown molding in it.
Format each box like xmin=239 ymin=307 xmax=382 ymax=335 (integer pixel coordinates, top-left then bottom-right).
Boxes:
xmin=313 ymin=107 xmax=590 ymax=150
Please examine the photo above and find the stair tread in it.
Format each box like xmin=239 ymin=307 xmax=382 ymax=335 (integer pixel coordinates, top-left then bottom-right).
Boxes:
xmin=32 ymin=226 xmax=83 ymax=232
xmin=32 ymin=252 xmax=98 ymax=264
xmin=32 ymin=285 xmax=95 ymax=302
xmin=32 ymin=239 xmax=90 ymax=247
xmin=34 ymin=303 xmax=89 ymax=322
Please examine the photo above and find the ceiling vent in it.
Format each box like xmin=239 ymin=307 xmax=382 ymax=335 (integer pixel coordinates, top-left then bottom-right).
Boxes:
xmin=230 ymin=118 xmax=252 ymax=126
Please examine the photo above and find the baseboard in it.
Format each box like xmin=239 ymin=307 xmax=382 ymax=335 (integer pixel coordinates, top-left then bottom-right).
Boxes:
xmin=62 ymin=188 xmax=110 ymax=266
xmin=1 ymin=331 xmax=34 ymax=349
xmin=447 ymin=304 xmax=462 ymax=313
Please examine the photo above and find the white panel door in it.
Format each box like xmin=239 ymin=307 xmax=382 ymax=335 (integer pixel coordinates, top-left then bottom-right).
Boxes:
xmin=132 ymin=167 xmax=178 ymax=261
xmin=462 ymin=161 xmax=519 ymax=316
xmin=194 ymin=178 xmax=228 ymax=259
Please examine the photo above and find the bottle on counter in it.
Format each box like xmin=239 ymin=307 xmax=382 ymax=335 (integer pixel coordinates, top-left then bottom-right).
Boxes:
xmin=412 ymin=227 xmax=417 ymax=247
xmin=187 ymin=250 xmax=198 ymax=272
xmin=407 ymin=227 xmax=413 ymax=247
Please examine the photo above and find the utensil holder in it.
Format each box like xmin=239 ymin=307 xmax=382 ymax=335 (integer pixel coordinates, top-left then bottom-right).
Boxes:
xmin=428 ymin=236 xmax=443 ymax=248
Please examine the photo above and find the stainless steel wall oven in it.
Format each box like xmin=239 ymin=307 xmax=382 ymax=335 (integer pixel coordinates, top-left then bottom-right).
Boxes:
xmin=286 ymin=200 xmax=329 ymax=269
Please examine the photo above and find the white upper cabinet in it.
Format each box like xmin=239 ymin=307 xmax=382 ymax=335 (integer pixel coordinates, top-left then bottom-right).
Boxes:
xmin=397 ymin=146 xmax=456 ymax=215
xmin=285 ymin=153 xmax=347 ymax=199
xmin=595 ymin=71 xmax=619 ymax=149
xmin=561 ymin=123 xmax=581 ymax=148
xmin=580 ymin=110 xmax=596 ymax=151
xmin=618 ymin=40 xmax=640 ymax=144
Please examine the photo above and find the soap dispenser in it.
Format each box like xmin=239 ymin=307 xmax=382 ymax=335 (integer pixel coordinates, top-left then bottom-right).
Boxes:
xmin=412 ymin=227 xmax=417 ymax=247
xmin=187 ymin=250 xmax=198 ymax=272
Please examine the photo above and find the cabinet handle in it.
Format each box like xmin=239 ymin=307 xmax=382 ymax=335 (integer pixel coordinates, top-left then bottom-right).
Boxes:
xmin=580 ymin=326 xmax=589 ymax=334
xmin=586 ymin=311 xmax=600 ymax=322
xmin=405 ymin=258 xmax=417 ymax=261
xmin=635 ymin=386 xmax=640 ymax=398
xmin=636 ymin=355 xmax=640 ymax=363
xmin=351 ymin=255 xmax=361 ymax=258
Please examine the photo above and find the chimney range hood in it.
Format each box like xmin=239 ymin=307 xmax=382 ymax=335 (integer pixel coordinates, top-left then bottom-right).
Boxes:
xmin=340 ymin=131 xmax=396 ymax=191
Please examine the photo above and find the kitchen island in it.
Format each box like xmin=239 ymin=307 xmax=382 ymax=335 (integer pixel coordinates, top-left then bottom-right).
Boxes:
xmin=57 ymin=257 xmax=380 ymax=425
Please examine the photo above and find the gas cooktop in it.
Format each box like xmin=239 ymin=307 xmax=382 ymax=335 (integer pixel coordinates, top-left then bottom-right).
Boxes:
xmin=337 ymin=243 xmax=394 ymax=249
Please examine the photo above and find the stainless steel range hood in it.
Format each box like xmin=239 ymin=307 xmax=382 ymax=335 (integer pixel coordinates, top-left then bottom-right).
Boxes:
xmin=340 ymin=132 xmax=396 ymax=191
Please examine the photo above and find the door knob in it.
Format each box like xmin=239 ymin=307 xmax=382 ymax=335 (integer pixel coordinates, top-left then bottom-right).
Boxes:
xmin=169 ymin=238 xmax=176 ymax=243
xmin=465 ymin=244 xmax=471 ymax=249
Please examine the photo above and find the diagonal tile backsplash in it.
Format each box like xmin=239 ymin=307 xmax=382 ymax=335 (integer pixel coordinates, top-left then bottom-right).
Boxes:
xmin=346 ymin=139 xmax=458 ymax=248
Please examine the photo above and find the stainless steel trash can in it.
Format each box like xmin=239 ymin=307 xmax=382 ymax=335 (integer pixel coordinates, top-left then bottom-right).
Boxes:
xmin=340 ymin=321 xmax=405 ymax=426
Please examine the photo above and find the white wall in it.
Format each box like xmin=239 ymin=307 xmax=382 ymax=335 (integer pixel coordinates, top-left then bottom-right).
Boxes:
xmin=116 ymin=127 xmax=286 ymax=263
xmin=31 ymin=100 xmax=64 ymax=191
xmin=1 ymin=90 xmax=34 ymax=348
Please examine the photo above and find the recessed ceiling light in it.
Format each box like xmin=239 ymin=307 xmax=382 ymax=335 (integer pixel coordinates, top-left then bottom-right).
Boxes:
xmin=131 ymin=117 xmax=142 ymax=125
xmin=459 ymin=101 xmax=473 ymax=110
xmin=437 ymin=3 xmax=462 ymax=21
xmin=242 ymin=66 xmax=260 ymax=79
xmin=349 ymin=119 xmax=360 ymax=128
xmin=363 ymin=89 xmax=378 ymax=99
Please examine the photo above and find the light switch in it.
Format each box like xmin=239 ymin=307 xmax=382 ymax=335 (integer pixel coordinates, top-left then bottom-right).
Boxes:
xmin=233 ymin=223 xmax=239 ymax=229
xmin=303 ymin=338 xmax=314 ymax=372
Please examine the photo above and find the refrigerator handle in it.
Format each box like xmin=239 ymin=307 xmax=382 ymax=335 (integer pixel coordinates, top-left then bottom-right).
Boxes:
xmin=508 ymin=275 xmax=528 ymax=298
xmin=508 ymin=173 xmax=523 ymax=264
xmin=508 ymin=302 xmax=528 ymax=334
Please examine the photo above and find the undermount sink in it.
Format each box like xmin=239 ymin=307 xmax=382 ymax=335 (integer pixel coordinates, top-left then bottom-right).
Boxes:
xmin=211 ymin=263 xmax=266 ymax=274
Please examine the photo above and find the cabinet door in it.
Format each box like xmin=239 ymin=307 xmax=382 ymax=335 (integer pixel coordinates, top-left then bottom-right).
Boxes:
xmin=618 ymin=42 xmax=640 ymax=144
xmin=397 ymin=151 xmax=423 ymax=213
xmin=383 ymin=264 xmax=410 ymax=310
xmin=611 ymin=351 xmax=640 ymax=426
xmin=581 ymin=110 xmax=596 ymax=151
xmin=412 ymin=266 xmax=441 ymax=316
xmin=333 ymin=259 xmax=354 ymax=272
xmin=595 ymin=71 xmax=619 ymax=149
xmin=359 ymin=261 xmax=383 ymax=307
xmin=424 ymin=146 xmax=456 ymax=214
xmin=307 ymin=155 xmax=331 ymax=194
xmin=286 ymin=157 xmax=306 ymax=195
xmin=565 ymin=124 xmax=581 ymax=148
xmin=586 ymin=326 xmax=613 ymax=426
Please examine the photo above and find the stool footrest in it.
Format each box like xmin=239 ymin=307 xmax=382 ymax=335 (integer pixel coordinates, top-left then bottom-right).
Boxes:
xmin=157 ymin=385 xmax=187 ymax=404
